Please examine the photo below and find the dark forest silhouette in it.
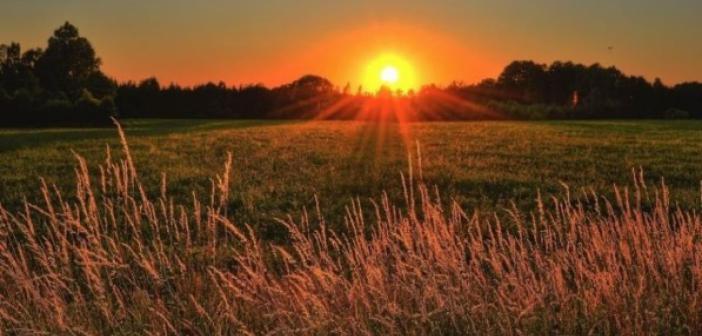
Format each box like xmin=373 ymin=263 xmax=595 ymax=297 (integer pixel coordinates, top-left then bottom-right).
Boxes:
xmin=2 ymin=22 xmax=702 ymax=126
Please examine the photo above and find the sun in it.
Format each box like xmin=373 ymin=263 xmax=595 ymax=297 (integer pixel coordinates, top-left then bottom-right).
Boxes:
xmin=361 ymin=53 xmax=419 ymax=93
xmin=380 ymin=66 xmax=399 ymax=84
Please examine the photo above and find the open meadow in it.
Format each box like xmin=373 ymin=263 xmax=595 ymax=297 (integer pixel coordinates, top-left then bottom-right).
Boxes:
xmin=2 ymin=119 xmax=702 ymax=234
xmin=3 ymin=119 xmax=702 ymax=334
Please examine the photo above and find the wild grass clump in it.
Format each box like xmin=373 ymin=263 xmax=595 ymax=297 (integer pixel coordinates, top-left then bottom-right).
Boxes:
xmin=1 ymin=121 xmax=701 ymax=335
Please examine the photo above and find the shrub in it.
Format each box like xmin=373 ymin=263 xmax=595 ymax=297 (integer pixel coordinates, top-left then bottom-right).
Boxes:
xmin=488 ymin=100 xmax=572 ymax=120
xmin=38 ymin=98 xmax=74 ymax=123
xmin=99 ymin=95 xmax=117 ymax=117
xmin=664 ymin=108 xmax=690 ymax=119
xmin=73 ymin=89 xmax=113 ymax=125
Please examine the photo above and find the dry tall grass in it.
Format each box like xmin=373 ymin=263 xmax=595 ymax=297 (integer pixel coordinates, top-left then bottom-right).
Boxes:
xmin=1 ymin=121 xmax=701 ymax=335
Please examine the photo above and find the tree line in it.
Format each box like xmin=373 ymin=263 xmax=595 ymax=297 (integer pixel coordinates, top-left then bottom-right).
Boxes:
xmin=462 ymin=60 xmax=702 ymax=119
xmin=0 ymin=23 xmax=116 ymax=126
xmin=2 ymin=22 xmax=702 ymax=125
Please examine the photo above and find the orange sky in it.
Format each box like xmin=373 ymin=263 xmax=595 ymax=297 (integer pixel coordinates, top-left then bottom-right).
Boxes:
xmin=95 ymin=22 xmax=501 ymax=91
xmin=252 ymin=23 xmax=500 ymax=92
xmin=2 ymin=1 xmax=701 ymax=88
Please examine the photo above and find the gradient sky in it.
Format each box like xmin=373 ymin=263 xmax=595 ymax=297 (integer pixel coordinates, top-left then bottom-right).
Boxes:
xmin=2 ymin=0 xmax=701 ymax=88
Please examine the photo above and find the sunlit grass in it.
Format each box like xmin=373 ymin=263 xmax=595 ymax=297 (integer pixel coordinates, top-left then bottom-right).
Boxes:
xmin=1 ymin=119 xmax=702 ymax=236
xmin=1 ymin=120 xmax=702 ymax=334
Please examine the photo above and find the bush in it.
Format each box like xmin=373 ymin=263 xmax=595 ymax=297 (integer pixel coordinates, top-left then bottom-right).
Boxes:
xmin=0 ymin=87 xmax=9 ymax=113
xmin=664 ymin=108 xmax=690 ymax=119
xmin=489 ymin=100 xmax=572 ymax=120
xmin=74 ymin=89 xmax=113 ymax=125
xmin=99 ymin=96 xmax=117 ymax=117
xmin=0 ymin=88 xmax=115 ymax=126
xmin=38 ymin=98 xmax=74 ymax=123
xmin=10 ymin=88 xmax=35 ymax=114
xmin=0 ymin=89 xmax=36 ymax=125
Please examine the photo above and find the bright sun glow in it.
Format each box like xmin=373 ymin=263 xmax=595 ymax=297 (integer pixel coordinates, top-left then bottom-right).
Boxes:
xmin=380 ymin=66 xmax=399 ymax=84
xmin=362 ymin=53 xmax=419 ymax=93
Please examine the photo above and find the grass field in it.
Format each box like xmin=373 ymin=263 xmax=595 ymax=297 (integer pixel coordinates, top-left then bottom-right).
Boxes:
xmin=4 ymin=119 xmax=702 ymax=334
xmin=1 ymin=119 xmax=702 ymax=235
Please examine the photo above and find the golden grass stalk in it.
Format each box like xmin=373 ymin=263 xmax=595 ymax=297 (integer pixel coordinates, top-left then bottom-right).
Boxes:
xmin=0 ymin=121 xmax=701 ymax=334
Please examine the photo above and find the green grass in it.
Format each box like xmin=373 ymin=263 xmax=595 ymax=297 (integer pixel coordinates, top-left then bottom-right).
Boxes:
xmin=1 ymin=119 xmax=702 ymax=238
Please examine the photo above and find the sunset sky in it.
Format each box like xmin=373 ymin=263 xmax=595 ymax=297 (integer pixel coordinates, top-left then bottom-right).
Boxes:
xmin=2 ymin=0 xmax=701 ymax=89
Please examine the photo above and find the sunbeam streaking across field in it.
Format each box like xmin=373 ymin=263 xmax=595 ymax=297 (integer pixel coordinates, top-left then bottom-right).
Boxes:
xmin=278 ymin=55 xmax=507 ymax=158
xmin=276 ymin=70 xmax=508 ymax=160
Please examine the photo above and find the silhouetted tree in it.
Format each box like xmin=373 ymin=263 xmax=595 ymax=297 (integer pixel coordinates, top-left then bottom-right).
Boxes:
xmin=671 ymin=82 xmax=702 ymax=118
xmin=497 ymin=60 xmax=548 ymax=103
xmin=35 ymin=22 xmax=103 ymax=99
xmin=0 ymin=22 xmax=115 ymax=126
xmin=0 ymin=43 xmax=41 ymax=95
